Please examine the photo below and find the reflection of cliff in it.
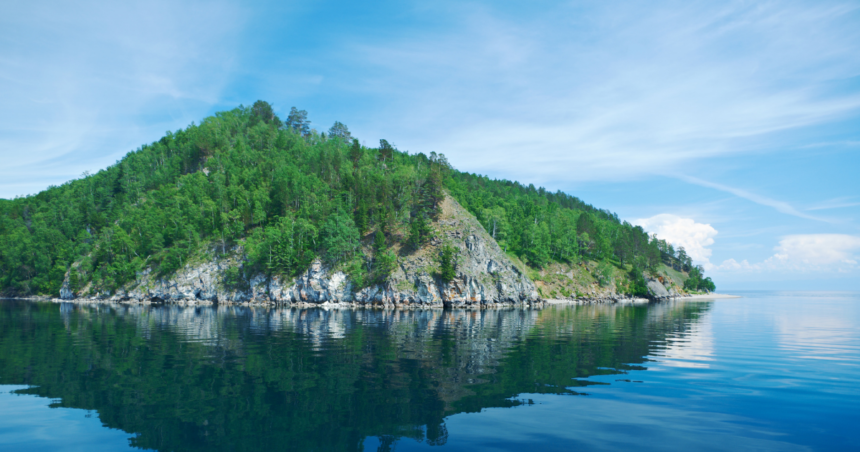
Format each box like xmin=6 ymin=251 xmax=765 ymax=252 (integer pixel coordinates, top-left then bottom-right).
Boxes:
xmin=1 ymin=300 xmax=711 ymax=452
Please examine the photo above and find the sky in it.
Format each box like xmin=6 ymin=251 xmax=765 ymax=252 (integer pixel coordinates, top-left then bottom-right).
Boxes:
xmin=1 ymin=0 xmax=858 ymax=290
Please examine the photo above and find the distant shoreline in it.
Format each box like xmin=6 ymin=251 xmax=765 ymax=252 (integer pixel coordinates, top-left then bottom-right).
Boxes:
xmin=684 ymin=293 xmax=741 ymax=300
xmin=543 ymin=293 xmax=741 ymax=305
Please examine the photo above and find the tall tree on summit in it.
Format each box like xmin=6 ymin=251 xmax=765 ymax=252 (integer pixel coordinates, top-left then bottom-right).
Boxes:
xmin=328 ymin=121 xmax=352 ymax=144
xmin=378 ymin=139 xmax=394 ymax=163
xmin=286 ymin=107 xmax=311 ymax=136
xmin=250 ymin=100 xmax=281 ymax=127
xmin=348 ymin=139 xmax=363 ymax=173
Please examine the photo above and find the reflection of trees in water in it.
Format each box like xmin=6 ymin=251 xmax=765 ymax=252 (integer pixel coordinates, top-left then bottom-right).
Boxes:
xmin=0 ymin=300 xmax=711 ymax=451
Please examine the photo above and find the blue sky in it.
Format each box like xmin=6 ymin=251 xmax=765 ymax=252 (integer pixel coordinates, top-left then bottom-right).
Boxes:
xmin=1 ymin=0 xmax=858 ymax=290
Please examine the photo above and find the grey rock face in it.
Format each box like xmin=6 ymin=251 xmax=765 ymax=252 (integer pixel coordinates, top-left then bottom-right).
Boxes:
xmin=353 ymin=196 xmax=539 ymax=307
xmin=122 ymin=256 xmax=250 ymax=303
xmin=68 ymin=196 xmax=539 ymax=308
xmin=59 ymin=276 xmax=74 ymax=300
xmin=256 ymin=196 xmax=538 ymax=307
xmin=647 ymin=279 xmax=670 ymax=298
xmin=646 ymin=277 xmax=681 ymax=299
xmin=254 ymin=260 xmax=354 ymax=304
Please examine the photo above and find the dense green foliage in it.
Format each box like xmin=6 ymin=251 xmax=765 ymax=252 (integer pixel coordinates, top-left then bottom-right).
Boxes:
xmin=0 ymin=101 xmax=712 ymax=296
xmin=446 ymin=173 xmax=700 ymax=276
xmin=0 ymin=102 xmax=446 ymax=295
xmin=683 ymin=266 xmax=716 ymax=292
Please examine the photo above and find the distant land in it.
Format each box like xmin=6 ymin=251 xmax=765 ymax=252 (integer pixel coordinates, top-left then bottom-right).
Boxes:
xmin=0 ymin=101 xmax=714 ymax=306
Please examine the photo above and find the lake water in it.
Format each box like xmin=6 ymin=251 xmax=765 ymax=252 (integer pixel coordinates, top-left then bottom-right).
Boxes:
xmin=1 ymin=291 xmax=858 ymax=451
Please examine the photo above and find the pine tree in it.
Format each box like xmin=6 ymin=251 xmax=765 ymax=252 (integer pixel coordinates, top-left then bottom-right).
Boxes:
xmin=374 ymin=229 xmax=386 ymax=254
xmin=354 ymin=203 xmax=368 ymax=235
xmin=286 ymin=107 xmax=310 ymax=136
xmin=439 ymin=245 xmax=456 ymax=282
xmin=328 ymin=121 xmax=352 ymax=144
xmin=407 ymin=215 xmax=430 ymax=250
xmin=349 ymin=139 xmax=362 ymax=167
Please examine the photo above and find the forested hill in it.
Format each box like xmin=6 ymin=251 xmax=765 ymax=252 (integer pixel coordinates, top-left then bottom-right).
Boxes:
xmin=0 ymin=101 xmax=714 ymax=297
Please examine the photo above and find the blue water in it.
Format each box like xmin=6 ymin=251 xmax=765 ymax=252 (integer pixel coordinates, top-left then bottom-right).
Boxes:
xmin=1 ymin=291 xmax=858 ymax=451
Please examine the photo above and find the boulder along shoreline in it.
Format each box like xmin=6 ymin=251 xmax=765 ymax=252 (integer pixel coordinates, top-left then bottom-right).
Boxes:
xmin=3 ymin=293 xmax=702 ymax=309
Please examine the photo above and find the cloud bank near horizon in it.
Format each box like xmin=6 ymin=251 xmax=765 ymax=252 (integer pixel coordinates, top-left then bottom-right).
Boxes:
xmin=635 ymin=214 xmax=860 ymax=276
xmin=634 ymin=214 xmax=718 ymax=267
xmin=719 ymin=234 xmax=860 ymax=273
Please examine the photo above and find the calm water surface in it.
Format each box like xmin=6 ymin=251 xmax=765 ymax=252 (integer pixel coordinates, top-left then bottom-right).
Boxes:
xmin=0 ymin=291 xmax=858 ymax=451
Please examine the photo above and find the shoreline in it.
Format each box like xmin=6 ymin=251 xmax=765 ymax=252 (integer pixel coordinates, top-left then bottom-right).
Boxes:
xmin=544 ymin=293 xmax=741 ymax=305
xmin=683 ymin=293 xmax=741 ymax=300
xmin=543 ymin=297 xmax=650 ymax=305
xmin=1 ymin=293 xmax=741 ymax=309
xmin=4 ymin=296 xmax=543 ymax=310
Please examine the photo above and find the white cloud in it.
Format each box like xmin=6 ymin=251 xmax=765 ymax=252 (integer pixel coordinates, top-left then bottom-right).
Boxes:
xmin=716 ymin=234 xmax=860 ymax=272
xmin=772 ymin=234 xmax=860 ymax=266
xmin=634 ymin=214 xmax=718 ymax=267
xmin=716 ymin=258 xmax=756 ymax=271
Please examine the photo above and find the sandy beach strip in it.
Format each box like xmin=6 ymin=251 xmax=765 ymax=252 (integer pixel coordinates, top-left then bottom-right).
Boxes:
xmin=543 ymin=293 xmax=741 ymax=304
xmin=682 ymin=293 xmax=742 ymax=300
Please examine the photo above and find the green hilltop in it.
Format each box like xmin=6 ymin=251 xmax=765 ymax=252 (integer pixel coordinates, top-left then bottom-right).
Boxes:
xmin=0 ymin=101 xmax=714 ymax=298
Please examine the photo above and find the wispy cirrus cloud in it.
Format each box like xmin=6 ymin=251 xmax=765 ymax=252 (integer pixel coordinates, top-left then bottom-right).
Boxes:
xmin=3 ymin=0 xmax=859 ymax=200
xmin=346 ymin=0 xmax=860 ymax=187
xmin=677 ymin=175 xmax=830 ymax=222
xmin=0 ymin=0 xmax=248 ymax=197
xmin=806 ymin=197 xmax=860 ymax=211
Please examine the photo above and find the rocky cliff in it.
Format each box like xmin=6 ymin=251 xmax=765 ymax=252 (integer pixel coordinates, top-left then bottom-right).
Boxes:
xmin=61 ymin=196 xmax=539 ymax=307
xmin=645 ymin=277 xmax=682 ymax=300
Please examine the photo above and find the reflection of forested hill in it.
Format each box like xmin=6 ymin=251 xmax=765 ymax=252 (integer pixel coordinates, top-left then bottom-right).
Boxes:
xmin=0 ymin=301 xmax=711 ymax=451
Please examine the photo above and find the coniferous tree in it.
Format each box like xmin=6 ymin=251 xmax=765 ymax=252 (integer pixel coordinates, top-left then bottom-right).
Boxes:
xmin=349 ymin=139 xmax=362 ymax=168
xmin=286 ymin=107 xmax=311 ymax=136
xmin=677 ymin=247 xmax=688 ymax=272
xmin=250 ymin=100 xmax=281 ymax=127
xmin=374 ymin=229 xmax=386 ymax=253
xmin=439 ymin=245 xmax=457 ymax=282
xmin=378 ymin=139 xmax=394 ymax=163
xmin=328 ymin=121 xmax=352 ymax=144
xmin=354 ymin=203 xmax=368 ymax=235
xmin=407 ymin=214 xmax=431 ymax=250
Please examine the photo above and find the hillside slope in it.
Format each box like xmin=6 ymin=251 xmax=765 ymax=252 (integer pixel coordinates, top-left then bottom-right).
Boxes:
xmin=0 ymin=101 xmax=714 ymax=302
xmin=62 ymin=195 xmax=538 ymax=306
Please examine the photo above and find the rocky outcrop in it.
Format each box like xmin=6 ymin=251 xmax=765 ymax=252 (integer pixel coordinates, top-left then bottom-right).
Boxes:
xmin=646 ymin=277 xmax=681 ymax=300
xmin=62 ymin=195 xmax=539 ymax=308
xmin=59 ymin=277 xmax=74 ymax=300
xmin=249 ymin=195 xmax=538 ymax=307
xmin=647 ymin=279 xmax=670 ymax=298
